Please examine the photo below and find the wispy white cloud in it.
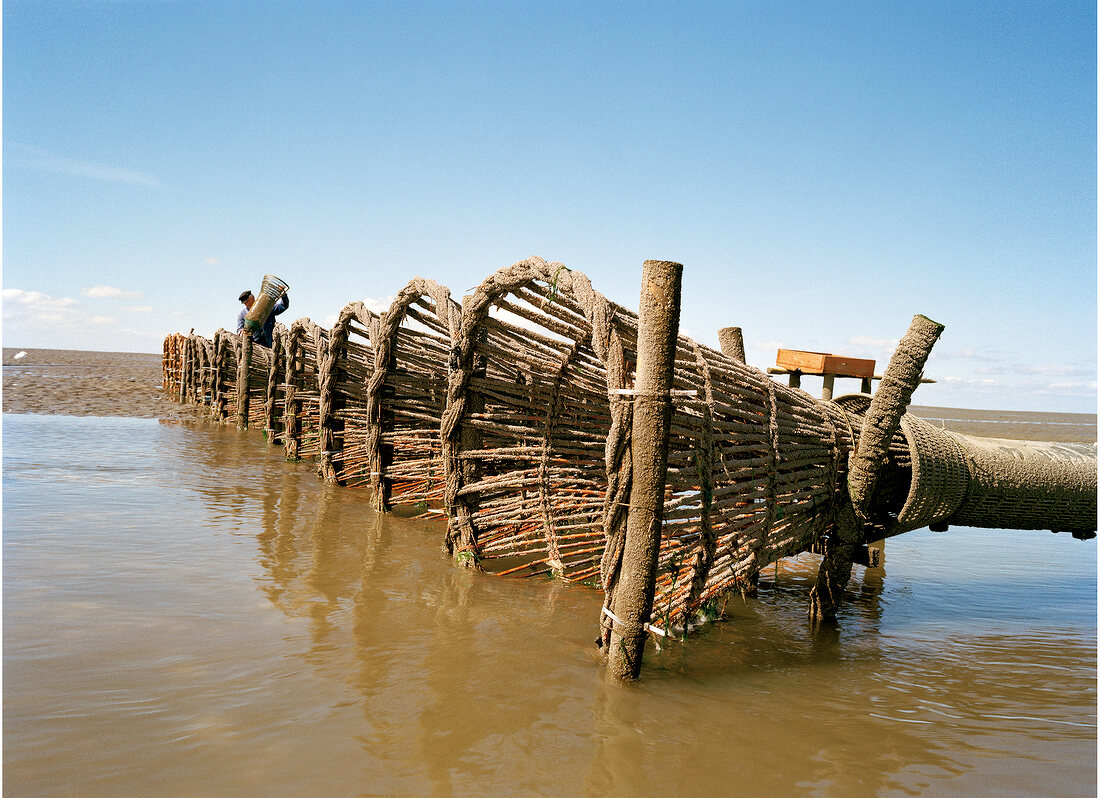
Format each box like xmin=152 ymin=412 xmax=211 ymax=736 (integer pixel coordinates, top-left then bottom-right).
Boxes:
xmin=320 ymin=297 xmax=392 ymax=332
xmin=933 ymin=356 xmax=1097 ymax=405
xmin=119 ymin=328 xmax=163 ymax=340
xmin=750 ymin=339 xmax=785 ymax=353
xmin=204 ymin=257 xmax=220 ymax=266
xmin=363 ymin=296 xmax=395 ymax=315
xmin=124 ymin=305 xmax=154 ymax=313
xmin=82 ymin=285 xmax=144 ymax=300
xmin=7 ymin=142 xmax=161 ymax=187
xmin=3 ymin=288 xmax=78 ymax=309
xmin=4 ymin=288 xmax=144 ymax=339
xmin=941 ymin=376 xmax=997 ymax=386
xmin=929 ymin=348 xmax=997 ymax=362
xmin=1042 ymin=380 xmax=1097 ymax=393
xmin=1013 ymin=363 xmax=1094 ymax=377
xmin=3 ymin=289 xmax=81 ymax=329
xmin=972 ymin=362 xmax=1095 ymax=378
xmin=845 ymin=335 xmax=896 ymax=350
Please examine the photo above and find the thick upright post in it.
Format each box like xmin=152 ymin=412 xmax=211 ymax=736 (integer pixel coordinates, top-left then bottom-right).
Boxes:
xmin=717 ymin=326 xmax=745 ymax=362
xmin=236 ymin=333 xmax=252 ymax=429
xmin=443 ymin=321 xmax=487 ymax=550
xmin=318 ymin=318 xmax=350 ymax=483
xmin=212 ymin=331 xmax=230 ymax=422
xmin=284 ymin=331 xmax=302 ymax=460
xmin=264 ymin=327 xmax=285 ymax=445
xmin=179 ymin=337 xmax=193 ymax=403
xmin=849 ymin=314 xmax=944 ymax=521
xmin=810 ymin=314 xmax=943 ymax=621
xmin=605 ymin=260 xmax=683 ymax=681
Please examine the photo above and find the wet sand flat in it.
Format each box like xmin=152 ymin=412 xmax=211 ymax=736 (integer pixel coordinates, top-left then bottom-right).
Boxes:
xmin=3 ymin=347 xmax=1096 ymax=442
xmin=2 ymin=348 xmax=201 ymax=421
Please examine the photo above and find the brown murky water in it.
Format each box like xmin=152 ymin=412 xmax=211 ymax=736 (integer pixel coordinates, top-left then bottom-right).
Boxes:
xmin=4 ymin=411 xmax=1096 ymax=796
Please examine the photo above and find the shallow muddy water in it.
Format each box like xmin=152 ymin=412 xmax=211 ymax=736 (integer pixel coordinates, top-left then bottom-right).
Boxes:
xmin=4 ymin=412 xmax=1095 ymax=796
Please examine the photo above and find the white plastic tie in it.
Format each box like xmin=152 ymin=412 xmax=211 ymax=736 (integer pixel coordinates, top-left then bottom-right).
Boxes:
xmin=608 ymin=388 xmax=698 ymax=398
xmin=601 ymin=606 xmax=669 ymax=638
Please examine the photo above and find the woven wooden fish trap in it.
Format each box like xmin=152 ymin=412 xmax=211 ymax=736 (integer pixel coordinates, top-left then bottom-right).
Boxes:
xmin=362 ymin=278 xmax=461 ymax=512
xmin=261 ymin=325 xmax=288 ymax=442
xmin=211 ymin=329 xmax=238 ymax=422
xmin=944 ymin=435 xmax=1097 ymax=533
xmin=175 ymin=335 xmax=195 ymax=403
xmin=162 ymin=333 xmax=186 ymax=398
xmin=243 ymin=340 xmax=274 ymax=428
xmin=160 ymin=256 xmax=1096 ymax=647
xmin=216 ymin=333 xmax=276 ymax=429
xmin=831 ymin=393 xmax=923 ymax=535
xmin=281 ymin=319 xmax=329 ymax=461
xmin=317 ymin=302 xmax=379 ymax=485
xmin=832 ymin=393 xmax=1097 ymax=536
xmin=185 ymin=334 xmax=215 ymax=406
xmin=441 ymin=257 xmax=855 ymax=628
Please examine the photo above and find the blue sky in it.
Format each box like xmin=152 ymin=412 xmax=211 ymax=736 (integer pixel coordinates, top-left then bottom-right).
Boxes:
xmin=4 ymin=1 xmax=1095 ymax=413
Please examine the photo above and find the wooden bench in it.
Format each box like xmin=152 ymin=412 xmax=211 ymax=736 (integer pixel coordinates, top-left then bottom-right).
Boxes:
xmin=768 ymin=348 xmax=935 ymax=400
xmin=769 ymin=349 xmax=876 ymax=400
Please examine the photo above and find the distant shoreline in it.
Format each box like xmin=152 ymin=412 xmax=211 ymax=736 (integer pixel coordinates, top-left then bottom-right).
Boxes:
xmin=2 ymin=347 xmax=198 ymax=420
xmin=3 ymin=348 xmax=1095 ymax=440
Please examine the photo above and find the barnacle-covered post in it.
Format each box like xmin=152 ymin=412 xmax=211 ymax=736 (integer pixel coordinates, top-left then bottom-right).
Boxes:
xmin=179 ymin=335 xmax=194 ymax=403
xmin=604 ymin=260 xmax=683 ymax=681
xmin=211 ymin=329 xmax=235 ymax=422
xmin=717 ymin=326 xmax=745 ymax=363
xmin=282 ymin=323 xmax=304 ymax=459
xmin=264 ymin=325 xmax=287 ymax=444
xmin=810 ymin=314 xmax=943 ymax=621
xmin=236 ymin=332 xmax=253 ymax=429
xmin=318 ymin=304 xmax=359 ymax=482
xmin=196 ymin=335 xmax=215 ymax=406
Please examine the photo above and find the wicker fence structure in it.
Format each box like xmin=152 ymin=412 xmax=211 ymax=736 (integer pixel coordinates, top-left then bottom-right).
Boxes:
xmin=162 ymin=257 xmax=1097 ymax=673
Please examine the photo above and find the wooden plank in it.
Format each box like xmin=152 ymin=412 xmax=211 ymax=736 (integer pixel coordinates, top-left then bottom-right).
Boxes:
xmin=821 ymin=354 xmax=875 ymax=379
xmin=776 ymin=349 xmax=827 ymax=373
xmin=776 ymin=349 xmax=875 ymax=379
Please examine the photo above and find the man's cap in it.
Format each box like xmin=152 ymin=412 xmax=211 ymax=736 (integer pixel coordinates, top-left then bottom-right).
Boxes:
xmin=239 ymin=290 xmax=253 ymax=303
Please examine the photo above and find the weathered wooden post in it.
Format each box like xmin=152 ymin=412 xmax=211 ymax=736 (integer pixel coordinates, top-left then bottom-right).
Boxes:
xmin=193 ymin=337 xmax=205 ymax=405
xmin=318 ymin=314 xmax=350 ymax=482
xmin=442 ymin=299 xmax=490 ymax=559
xmin=810 ymin=314 xmax=943 ymax=621
xmin=179 ymin=336 xmax=193 ymax=403
xmin=715 ymin=325 xmax=761 ymax=596
xmin=283 ymin=326 xmax=302 ymax=460
xmin=201 ymin=338 xmax=216 ymax=407
xmin=236 ymin=333 xmax=252 ymax=429
xmin=604 ymin=260 xmax=683 ymax=681
xmin=717 ymin=326 xmax=745 ymax=362
xmin=264 ymin=326 xmax=286 ymax=444
xmin=211 ymin=330 xmax=231 ymax=422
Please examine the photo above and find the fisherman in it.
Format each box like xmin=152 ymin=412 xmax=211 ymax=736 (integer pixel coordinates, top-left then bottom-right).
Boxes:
xmin=237 ymin=288 xmax=289 ymax=348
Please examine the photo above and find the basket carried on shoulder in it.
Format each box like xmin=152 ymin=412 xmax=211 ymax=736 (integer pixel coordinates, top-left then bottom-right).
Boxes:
xmin=244 ymin=275 xmax=290 ymax=333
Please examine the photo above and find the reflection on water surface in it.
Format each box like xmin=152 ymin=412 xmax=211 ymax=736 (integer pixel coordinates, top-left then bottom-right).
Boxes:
xmin=4 ymin=414 xmax=1095 ymax=796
